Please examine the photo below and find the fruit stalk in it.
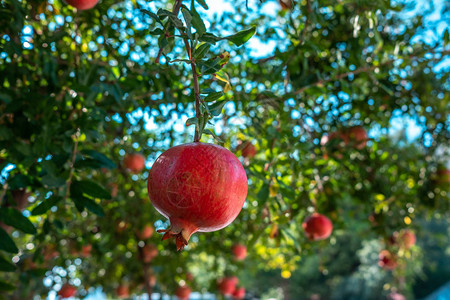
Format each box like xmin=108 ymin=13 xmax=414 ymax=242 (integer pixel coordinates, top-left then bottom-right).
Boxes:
xmin=183 ymin=38 xmax=202 ymax=142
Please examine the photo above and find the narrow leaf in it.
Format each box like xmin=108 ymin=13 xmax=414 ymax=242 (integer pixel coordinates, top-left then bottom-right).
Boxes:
xmin=204 ymin=91 xmax=224 ymax=102
xmin=223 ymin=26 xmax=256 ymax=46
xmin=0 ymin=208 xmax=36 ymax=234
xmin=195 ymin=0 xmax=208 ymax=9
xmin=0 ymin=280 xmax=15 ymax=292
xmin=191 ymin=0 xmax=206 ymax=35
xmin=73 ymin=197 xmax=105 ymax=217
xmin=186 ymin=117 xmax=198 ymax=127
xmin=31 ymin=196 xmax=61 ymax=216
xmin=208 ymin=100 xmax=228 ymax=116
xmin=71 ymin=180 xmax=111 ymax=200
xmin=0 ymin=256 xmax=16 ymax=272
xmin=0 ymin=227 xmax=18 ymax=254
xmin=194 ymin=43 xmax=210 ymax=59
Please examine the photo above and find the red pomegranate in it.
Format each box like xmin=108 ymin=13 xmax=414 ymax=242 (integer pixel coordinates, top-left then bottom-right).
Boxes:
xmin=116 ymin=285 xmax=129 ymax=298
xmin=141 ymin=244 xmax=158 ymax=263
xmin=398 ymin=230 xmax=416 ymax=249
xmin=175 ymin=286 xmax=191 ymax=300
xmin=66 ymin=0 xmax=99 ymax=10
xmin=378 ymin=250 xmax=398 ymax=270
xmin=81 ymin=244 xmax=92 ymax=257
xmin=232 ymin=287 xmax=246 ymax=300
xmin=240 ymin=141 xmax=257 ymax=159
xmin=345 ymin=126 xmax=368 ymax=149
xmin=137 ymin=225 xmax=154 ymax=240
xmin=218 ymin=276 xmax=238 ymax=296
xmin=302 ymin=213 xmax=333 ymax=241
xmin=148 ymin=143 xmax=248 ymax=250
xmin=124 ymin=153 xmax=146 ymax=173
xmin=58 ymin=284 xmax=77 ymax=299
xmin=232 ymin=244 xmax=247 ymax=261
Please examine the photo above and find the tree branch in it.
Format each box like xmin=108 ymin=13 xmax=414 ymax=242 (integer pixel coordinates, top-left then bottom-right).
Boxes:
xmin=64 ymin=129 xmax=80 ymax=201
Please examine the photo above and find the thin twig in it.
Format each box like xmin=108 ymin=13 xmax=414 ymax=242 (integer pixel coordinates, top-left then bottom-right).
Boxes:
xmin=183 ymin=38 xmax=202 ymax=142
xmin=65 ymin=129 xmax=80 ymax=200
xmin=155 ymin=0 xmax=183 ymax=64
xmin=299 ymin=0 xmax=312 ymax=44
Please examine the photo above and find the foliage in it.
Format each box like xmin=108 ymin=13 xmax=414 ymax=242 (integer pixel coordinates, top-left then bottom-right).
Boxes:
xmin=0 ymin=0 xmax=449 ymax=299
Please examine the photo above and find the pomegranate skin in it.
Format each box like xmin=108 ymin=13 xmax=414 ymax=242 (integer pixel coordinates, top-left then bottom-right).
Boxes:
xmin=148 ymin=143 xmax=248 ymax=250
xmin=58 ymin=284 xmax=77 ymax=299
xmin=124 ymin=153 xmax=146 ymax=173
xmin=378 ymin=250 xmax=398 ymax=270
xmin=218 ymin=276 xmax=238 ymax=296
xmin=175 ymin=286 xmax=191 ymax=300
xmin=302 ymin=213 xmax=333 ymax=241
xmin=66 ymin=0 xmax=98 ymax=10
xmin=232 ymin=244 xmax=247 ymax=261
xmin=232 ymin=287 xmax=246 ymax=300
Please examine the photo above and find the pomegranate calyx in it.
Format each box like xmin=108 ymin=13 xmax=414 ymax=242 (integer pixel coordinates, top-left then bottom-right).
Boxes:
xmin=157 ymin=228 xmax=189 ymax=251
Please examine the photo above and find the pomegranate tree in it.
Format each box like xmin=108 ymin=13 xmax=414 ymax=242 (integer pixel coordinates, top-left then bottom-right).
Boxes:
xmin=147 ymin=143 xmax=248 ymax=250
xmin=175 ymin=286 xmax=192 ymax=300
xmin=124 ymin=153 xmax=146 ymax=173
xmin=302 ymin=213 xmax=333 ymax=241
xmin=378 ymin=250 xmax=398 ymax=270
xmin=232 ymin=244 xmax=247 ymax=261
xmin=58 ymin=284 xmax=77 ymax=299
xmin=66 ymin=0 xmax=99 ymax=10
xmin=116 ymin=285 xmax=129 ymax=299
xmin=232 ymin=287 xmax=246 ymax=300
xmin=218 ymin=276 xmax=238 ymax=296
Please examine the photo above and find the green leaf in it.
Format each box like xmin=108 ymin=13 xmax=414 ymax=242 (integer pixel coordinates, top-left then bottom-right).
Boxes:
xmin=194 ymin=43 xmax=211 ymax=59
xmin=0 ymin=227 xmax=18 ymax=254
xmin=0 ymin=256 xmax=16 ymax=272
xmin=31 ymin=196 xmax=61 ymax=216
xmin=195 ymin=0 xmax=209 ymax=9
xmin=208 ymin=100 xmax=228 ymax=116
xmin=198 ymin=33 xmax=219 ymax=44
xmin=8 ymin=174 xmax=30 ymax=189
xmin=0 ymin=280 xmax=15 ymax=292
xmin=140 ymin=9 xmax=163 ymax=25
xmin=200 ymin=88 xmax=216 ymax=94
xmin=203 ymin=129 xmax=223 ymax=143
xmin=186 ymin=117 xmax=198 ymax=127
xmin=41 ymin=175 xmax=66 ymax=188
xmin=0 ymin=208 xmax=37 ymax=234
xmin=204 ymin=91 xmax=224 ymax=102
xmin=223 ymin=26 xmax=256 ymax=46
xmin=71 ymin=180 xmax=111 ymax=200
xmin=72 ymin=197 xmax=105 ymax=217
xmin=190 ymin=0 xmax=206 ymax=36
xmin=80 ymin=150 xmax=117 ymax=169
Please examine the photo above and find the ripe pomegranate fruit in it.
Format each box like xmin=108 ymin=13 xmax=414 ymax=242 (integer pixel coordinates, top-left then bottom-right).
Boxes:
xmin=232 ymin=244 xmax=247 ymax=261
xmin=124 ymin=153 xmax=146 ymax=173
xmin=175 ymin=286 xmax=191 ymax=300
xmin=116 ymin=285 xmax=129 ymax=299
xmin=148 ymin=143 xmax=248 ymax=250
xmin=137 ymin=225 xmax=154 ymax=240
xmin=398 ymin=230 xmax=416 ymax=249
xmin=66 ymin=0 xmax=99 ymax=10
xmin=240 ymin=141 xmax=257 ymax=159
xmin=58 ymin=284 xmax=77 ymax=299
xmin=302 ymin=213 xmax=333 ymax=241
xmin=141 ymin=244 xmax=158 ymax=263
xmin=232 ymin=287 xmax=246 ymax=300
xmin=218 ymin=276 xmax=238 ymax=296
xmin=378 ymin=250 xmax=398 ymax=270
xmin=81 ymin=244 xmax=92 ymax=257
xmin=345 ymin=126 xmax=368 ymax=149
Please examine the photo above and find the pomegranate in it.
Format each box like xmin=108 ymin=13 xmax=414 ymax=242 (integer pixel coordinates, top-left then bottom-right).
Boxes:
xmin=218 ymin=276 xmax=238 ymax=296
xmin=81 ymin=244 xmax=92 ymax=257
xmin=66 ymin=0 xmax=99 ymax=10
xmin=232 ymin=244 xmax=247 ymax=261
xmin=345 ymin=126 xmax=368 ymax=149
xmin=232 ymin=287 xmax=246 ymax=300
xmin=378 ymin=250 xmax=398 ymax=270
xmin=116 ymin=285 xmax=129 ymax=299
xmin=58 ymin=284 xmax=77 ymax=299
xmin=148 ymin=143 xmax=248 ymax=250
xmin=175 ymin=286 xmax=191 ymax=300
xmin=137 ymin=225 xmax=154 ymax=240
xmin=302 ymin=213 xmax=333 ymax=241
xmin=141 ymin=244 xmax=158 ymax=263
xmin=398 ymin=230 xmax=416 ymax=249
xmin=388 ymin=292 xmax=406 ymax=300
xmin=239 ymin=141 xmax=257 ymax=159
xmin=124 ymin=153 xmax=146 ymax=173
